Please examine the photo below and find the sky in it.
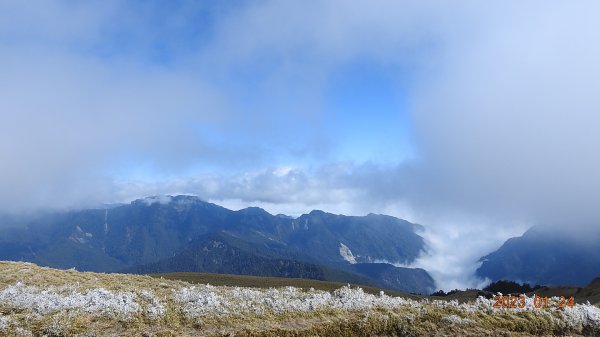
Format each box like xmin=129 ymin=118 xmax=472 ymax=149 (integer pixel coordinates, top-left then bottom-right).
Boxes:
xmin=2 ymin=0 xmax=600 ymax=290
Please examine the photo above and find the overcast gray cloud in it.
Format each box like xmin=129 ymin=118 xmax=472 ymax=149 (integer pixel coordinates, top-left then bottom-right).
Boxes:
xmin=412 ymin=1 xmax=600 ymax=226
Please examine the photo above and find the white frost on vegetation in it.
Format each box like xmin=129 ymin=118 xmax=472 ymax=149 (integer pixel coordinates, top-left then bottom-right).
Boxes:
xmin=443 ymin=314 xmax=473 ymax=324
xmin=14 ymin=327 xmax=33 ymax=337
xmin=466 ymin=294 xmax=600 ymax=332
xmin=560 ymin=301 xmax=600 ymax=332
xmin=0 ymin=281 xmax=140 ymax=319
xmin=339 ymin=243 xmax=357 ymax=264
xmin=174 ymin=284 xmax=415 ymax=318
xmin=174 ymin=285 xmax=600 ymax=333
xmin=0 ymin=313 xmax=10 ymax=330
xmin=1 ymin=279 xmax=600 ymax=334
xmin=140 ymin=290 xmax=166 ymax=320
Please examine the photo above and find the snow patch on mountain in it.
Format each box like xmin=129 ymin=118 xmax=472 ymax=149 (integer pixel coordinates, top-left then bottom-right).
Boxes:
xmin=339 ymin=243 xmax=357 ymax=264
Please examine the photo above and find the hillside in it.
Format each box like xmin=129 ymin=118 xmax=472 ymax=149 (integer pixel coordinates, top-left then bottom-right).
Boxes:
xmin=431 ymin=278 xmax=600 ymax=307
xmin=0 ymin=195 xmax=434 ymax=293
xmin=150 ymin=272 xmax=414 ymax=298
xmin=125 ymin=230 xmax=376 ymax=286
xmin=1 ymin=261 xmax=600 ymax=337
xmin=525 ymin=277 xmax=600 ymax=306
xmin=477 ymin=226 xmax=600 ymax=286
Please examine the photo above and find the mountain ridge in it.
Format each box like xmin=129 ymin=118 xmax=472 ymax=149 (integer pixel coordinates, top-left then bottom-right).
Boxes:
xmin=0 ymin=195 xmax=435 ymax=294
xmin=477 ymin=225 xmax=600 ymax=287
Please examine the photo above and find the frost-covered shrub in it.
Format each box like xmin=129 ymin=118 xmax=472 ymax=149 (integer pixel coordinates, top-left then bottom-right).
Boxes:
xmin=464 ymin=294 xmax=600 ymax=332
xmin=443 ymin=314 xmax=473 ymax=325
xmin=0 ymin=313 xmax=10 ymax=330
xmin=332 ymin=286 xmax=370 ymax=310
xmin=174 ymin=285 xmax=227 ymax=317
xmin=2 ymin=275 xmax=600 ymax=335
xmin=140 ymin=290 xmax=166 ymax=320
xmin=559 ymin=301 xmax=600 ymax=333
xmin=14 ymin=327 xmax=33 ymax=337
xmin=174 ymin=285 xmax=421 ymax=318
xmin=260 ymin=286 xmax=332 ymax=313
xmin=0 ymin=281 xmax=140 ymax=319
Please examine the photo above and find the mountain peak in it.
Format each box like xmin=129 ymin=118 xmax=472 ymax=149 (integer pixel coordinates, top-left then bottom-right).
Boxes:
xmin=132 ymin=195 xmax=173 ymax=206
xmin=308 ymin=209 xmax=328 ymax=216
xmin=131 ymin=195 xmax=209 ymax=207
xmin=171 ymin=195 xmax=206 ymax=204
xmin=237 ymin=206 xmax=272 ymax=216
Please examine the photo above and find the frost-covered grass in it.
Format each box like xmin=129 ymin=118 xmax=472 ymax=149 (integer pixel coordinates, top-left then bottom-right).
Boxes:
xmin=1 ymin=261 xmax=599 ymax=337
xmin=0 ymin=314 xmax=10 ymax=330
xmin=0 ymin=282 xmax=140 ymax=318
xmin=174 ymin=285 xmax=414 ymax=318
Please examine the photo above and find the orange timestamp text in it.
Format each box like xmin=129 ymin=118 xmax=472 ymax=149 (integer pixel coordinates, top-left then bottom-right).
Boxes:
xmin=493 ymin=295 xmax=575 ymax=309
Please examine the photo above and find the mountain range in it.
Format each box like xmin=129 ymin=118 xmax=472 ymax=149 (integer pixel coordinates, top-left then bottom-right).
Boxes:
xmin=4 ymin=195 xmax=597 ymax=292
xmin=0 ymin=195 xmax=435 ymax=294
xmin=477 ymin=225 xmax=600 ymax=287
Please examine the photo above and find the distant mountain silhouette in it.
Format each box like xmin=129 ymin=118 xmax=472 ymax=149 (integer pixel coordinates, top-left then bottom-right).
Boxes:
xmin=352 ymin=263 xmax=434 ymax=294
xmin=0 ymin=195 xmax=434 ymax=293
xmin=477 ymin=225 xmax=600 ymax=286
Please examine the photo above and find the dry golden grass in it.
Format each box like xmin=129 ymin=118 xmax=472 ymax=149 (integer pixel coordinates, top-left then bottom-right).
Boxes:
xmin=1 ymin=261 xmax=599 ymax=337
xmin=150 ymin=271 xmax=415 ymax=298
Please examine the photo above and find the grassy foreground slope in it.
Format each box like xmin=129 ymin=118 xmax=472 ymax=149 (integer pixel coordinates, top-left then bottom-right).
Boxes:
xmin=150 ymin=272 xmax=414 ymax=298
xmin=1 ymin=262 xmax=599 ymax=337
